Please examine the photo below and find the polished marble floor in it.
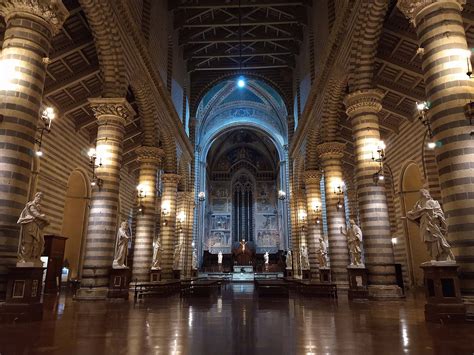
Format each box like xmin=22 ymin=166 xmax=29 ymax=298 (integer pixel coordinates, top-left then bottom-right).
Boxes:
xmin=0 ymin=283 xmax=473 ymax=355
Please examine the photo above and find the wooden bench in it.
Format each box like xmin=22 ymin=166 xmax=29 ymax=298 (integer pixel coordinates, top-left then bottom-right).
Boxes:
xmin=180 ymin=280 xmax=221 ymax=297
xmin=295 ymin=281 xmax=338 ymax=299
xmin=134 ymin=280 xmax=181 ymax=302
xmin=255 ymin=280 xmax=289 ymax=297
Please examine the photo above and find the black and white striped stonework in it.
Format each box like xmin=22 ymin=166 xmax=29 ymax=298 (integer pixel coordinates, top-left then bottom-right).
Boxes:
xmin=80 ymin=99 xmax=134 ymax=289
xmin=159 ymin=174 xmax=180 ymax=279
xmin=398 ymin=0 xmax=474 ymax=294
xmin=344 ymin=90 xmax=397 ymax=287
xmin=317 ymin=142 xmax=349 ymax=284
xmin=0 ymin=2 xmax=68 ymax=297
xmin=304 ymin=170 xmax=324 ymax=279
xmin=132 ymin=146 xmax=163 ymax=282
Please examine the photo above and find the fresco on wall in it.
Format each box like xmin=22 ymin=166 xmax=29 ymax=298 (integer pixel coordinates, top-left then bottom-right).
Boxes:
xmin=211 ymin=215 xmax=230 ymax=230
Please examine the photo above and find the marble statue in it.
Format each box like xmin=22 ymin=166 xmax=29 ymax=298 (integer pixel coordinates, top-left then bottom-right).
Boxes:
xmin=340 ymin=219 xmax=363 ymax=266
xmin=173 ymin=243 xmax=183 ymax=270
xmin=17 ymin=192 xmax=50 ymax=266
xmin=151 ymin=238 xmax=161 ymax=270
xmin=285 ymin=250 xmax=293 ymax=270
xmin=112 ymin=221 xmax=130 ymax=269
xmin=264 ymin=251 xmax=269 ymax=264
xmin=300 ymin=245 xmax=310 ymax=270
xmin=406 ymin=189 xmax=455 ymax=262
xmin=192 ymin=248 xmax=198 ymax=270
xmin=317 ymin=238 xmax=329 ymax=268
xmin=218 ymin=251 xmax=223 ymax=264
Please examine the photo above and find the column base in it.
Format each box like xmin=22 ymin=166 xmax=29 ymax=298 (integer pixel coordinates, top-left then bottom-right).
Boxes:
xmin=74 ymin=287 xmax=108 ymax=300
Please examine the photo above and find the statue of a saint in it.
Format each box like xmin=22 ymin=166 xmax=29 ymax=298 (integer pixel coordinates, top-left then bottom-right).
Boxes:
xmin=192 ymin=248 xmax=198 ymax=270
xmin=17 ymin=192 xmax=50 ymax=266
xmin=173 ymin=243 xmax=183 ymax=270
xmin=300 ymin=245 xmax=310 ymax=270
xmin=264 ymin=251 xmax=269 ymax=264
xmin=218 ymin=251 xmax=223 ymax=264
xmin=112 ymin=221 xmax=130 ymax=269
xmin=406 ymin=189 xmax=455 ymax=262
xmin=317 ymin=238 xmax=329 ymax=268
xmin=341 ymin=219 xmax=363 ymax=266
xmin=285 ymin=250 xmax=293 ymax=270
xmin=151 ymin=238 xmax=161 ymax=270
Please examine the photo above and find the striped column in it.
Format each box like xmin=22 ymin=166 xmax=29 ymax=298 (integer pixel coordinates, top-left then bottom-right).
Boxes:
xmin=0 ymin=1 xmax=68 ymax=297
xmin=344 ymin=90 xmax=400 ymax=297
xmin=316 ymin=142 xmax=349 ymax=284
xmin=398 ymin=0 xmax=474 ymax=295
xmin=132 ymin=146 xmax=163 ymax=282
xmin=77 ymin=98 xmax=134 ymax=298
xmin=159 ymin=173 xmax=180 ymax=279
xmin=181 ymin=192 xmax=195 ymax=278
xmin=304 ymin=170 xmax=324 ymax=279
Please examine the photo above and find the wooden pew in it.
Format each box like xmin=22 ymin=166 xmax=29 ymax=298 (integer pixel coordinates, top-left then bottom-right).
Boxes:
xmin=134 ymin=280 xmax=181 ymax=302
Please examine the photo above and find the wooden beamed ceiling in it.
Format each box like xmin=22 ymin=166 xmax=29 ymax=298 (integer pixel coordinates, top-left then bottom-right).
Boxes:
xmin=171 ymin=0 xmax=308 ymax=73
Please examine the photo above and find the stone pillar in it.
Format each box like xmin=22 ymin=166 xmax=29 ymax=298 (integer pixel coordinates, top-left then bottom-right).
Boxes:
xmin=77 ymin=98 xmax=134 ymax=298
xmin=0 ymin=0 xmax=68 ymax=297
xmin=398 ymin=0 xmax=474 ymax=295
xmin=317 ymin=142 xmax=349 ymax=284
xmin=304 ymin=170 xmax=324 ymax=278
xmin=132 ymin=146 xmax=164 ymax=282
xmin=344 ymin=90 xmax=400 ymax=297
xmin=181 ymin=192 xmax=195 ymax=277
xmin=159 ymin=173 xmax=180 ymax=279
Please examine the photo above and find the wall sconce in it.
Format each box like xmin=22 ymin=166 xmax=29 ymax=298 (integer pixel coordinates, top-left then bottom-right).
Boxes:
xmin=311 ymin=202 xmax=321 ymax=224
xmin=198 ymin=191 xmax=206 ymax=202
xmin=278 ymin=190 xmax=287 ymax=200
xmin=87 ymin=147 xmax=103 ymax=189
xmin=332 ymin=180 xmax=344 ymax=211
xmin=416 ymin=101 xmax=436 ymax=145
xmin=298 ymin=210 xmax=307 ymax=232
xmin=136 ymin=184 xmax=147 ymax=214
xmin=161 ymin=201 xmax=170 ymax=226
xmin=371 ymin=140 xmax=386 ymax=185
xmin=177 ymin=211 xmax=186 ymax=233
xmin=466 ymin=49 xmax=472 ymax=78
xmin=35 ymin=106 xmax=56 ymax=157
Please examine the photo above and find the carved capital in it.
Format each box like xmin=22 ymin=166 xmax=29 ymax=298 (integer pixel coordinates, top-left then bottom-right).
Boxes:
xmin=304 ymin=169 xmax=322 ymax=184
xmin=397 ymin=0 xmax=465 ymax=26
xmin=0 ymin=0 xmax=69 ymax=35
xmin=89 ymin=98 xmax=136 ymax=125
xmin=136 ymin=146 xmax=164 ymax=166
xmin=162 ymin=173 xmax=181 ymax=185
xmin=316 ymin=142 xmax=346 ymax=160
xmin=344 ymin=89 xmax=384 ymax=118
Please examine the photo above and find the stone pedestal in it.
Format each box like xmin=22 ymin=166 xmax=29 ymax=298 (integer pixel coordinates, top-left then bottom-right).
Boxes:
xmin=320 ymin=267 xmax=331 ymax=283
xmin=173 ymin=270 xmax=181 ymax=280
xmin=421 ymin=262 xmax=466 ymax=323
xmin=302 ymin=269 xmax=310 ymax=279
xmin=347 ymin=266 xmax=369 ymax=300
xmin=285 ymin=269 xmax=293 ymax=278
xmin=0 ymin=267 xmax=44 ymax=321
xmin=150 ymin=269 xmax=161 ymax=282
xmin=107 ymin=268 xmax=130 ymax=300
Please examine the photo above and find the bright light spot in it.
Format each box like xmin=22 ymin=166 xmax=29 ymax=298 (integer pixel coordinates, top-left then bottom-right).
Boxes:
xmin=177 ymin=211 xmax=186 ymax=223
xmin=392 ymin=237 xmax=397 ymax=245
xmin=87 ymin=147 xmax=96 ymax=158
xmin=237 ymin=77 xmax=245 ymax=88
xmin=378 ymin=174 xmax=385 ymax=181
xmin=427 ymin=141 xmax=436 ymax=149
xmin=0 ymin=58 xmax=21 ymax=91
xmin=416 ymin=101 xmax=428 ymax=111
xmin=36 ymin=150 xmax=43 ymax=157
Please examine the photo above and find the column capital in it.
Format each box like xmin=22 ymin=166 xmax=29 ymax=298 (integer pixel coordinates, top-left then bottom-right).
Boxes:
xmin=0 ymin=0 xmax=69 ymax=35
xmin=397 ymin=0 xmax=465 ymax=26
xmin=304 ymin=169 xmax=322 ymax=184
xmin=89 ymin=98 xmax=136 ymax=124
xmin=162 ymin=173 xmax=181 ymax=185
xmin=136 ymin=146 xmax=164 ymax=166
xmin=316 ymin=142 xmax=345 ymax=160
xmin=344 ymin=89 xmax=384 ymax=118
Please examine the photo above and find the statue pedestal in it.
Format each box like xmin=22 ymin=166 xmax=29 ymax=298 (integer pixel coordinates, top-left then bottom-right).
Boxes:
xmin=319 ymin=267 xmax=331 ymax=283
xmin=421 ymin=262 xmax=466 ymax=323
xmin=284 ymin=269 xmax=293 ymax=278
xmin=150 ymin=269 xmax=161 ymax=282
xmin=347 ymin=266 xmax=369 ymax=300
xmin=107 ymin=268 xmax=130 ymax=300
xmin=302 ymin=269 xmax=310 ymax=280
xmin=173 ymin=270 xmax=181 ymax=280
xmin=0 ymin=267 xmax=44 ymax=322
